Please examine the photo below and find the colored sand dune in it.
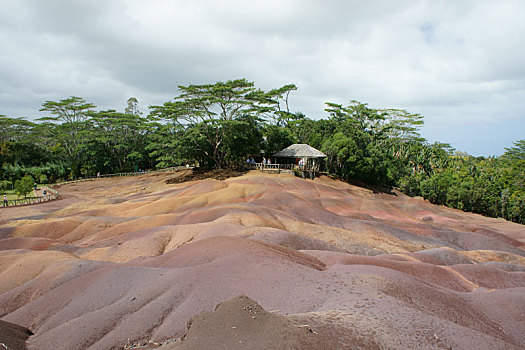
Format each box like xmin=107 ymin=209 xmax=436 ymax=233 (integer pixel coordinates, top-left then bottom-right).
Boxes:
xmin=0 ymin=170 xmax=524 ymax=349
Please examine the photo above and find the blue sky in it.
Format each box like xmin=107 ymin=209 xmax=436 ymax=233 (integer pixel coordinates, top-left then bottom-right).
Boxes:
xmin=1 ymin=0 xmax=524 ymax=155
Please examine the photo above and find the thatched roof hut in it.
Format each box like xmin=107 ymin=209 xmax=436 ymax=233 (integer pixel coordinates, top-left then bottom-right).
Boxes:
xmin=272 ymin=144 xmax=326 ymax=158
xmin=272 ymin=144 xmax=325 ymax=179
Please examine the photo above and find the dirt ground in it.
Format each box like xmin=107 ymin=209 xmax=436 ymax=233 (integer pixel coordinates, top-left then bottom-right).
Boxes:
xmin=165 ymin=167 xmax=249 ymax=184
xmin=0 ymin=169 xmax=524 ymax=349
xmin=0 ymin=319 xmax=32 ymax=350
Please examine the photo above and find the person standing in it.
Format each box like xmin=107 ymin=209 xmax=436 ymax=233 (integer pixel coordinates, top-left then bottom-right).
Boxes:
xmin=3 ymin=194 xmax=8 ymax=207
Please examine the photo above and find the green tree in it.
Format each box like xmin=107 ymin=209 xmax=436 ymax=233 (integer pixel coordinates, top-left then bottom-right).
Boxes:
xmin=14 ymin=175 xmax=34 ymax=198
xmin=39 ymin=174 xmax=48 ymax=184
xmin=0 ymin=116 xmax=50 ymax=167
xmin=146 ymin=123 xmax=190 ymax=168
xmin=381 ymin=108 xmax=425 ymax=143
xmin=288 ymin=117 xmax=336 ymax=149
xmin=503 ymin=139 xmax=525 ymax=161
xmin=321 ymin=101 xmax=396 ymax=184
xmin=125 ymin=97 xmax=142 ymax=116
xmin=263 ymin=125 xmax=296 ymax=155
xmin=89 ymin=109 xmax=152 ymax=172
xmin=222 ymin=115 xmax=264 ymax=166
xmin=266 ymin=84 xmax=298 ymax=126
xmin=39 ymin=97 xmax=96 ymax=178
xmin=0 ymin=180 xmax=12 ymax=193
xmin=420 ymin=169 xmax=454 ymax=204
xmin=150 ymin=79 xmax=294 ymax=168
xmin=501 ymin=140 xmax=525 ymax=223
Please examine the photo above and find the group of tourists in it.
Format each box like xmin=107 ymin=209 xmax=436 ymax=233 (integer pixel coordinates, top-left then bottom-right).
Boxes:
xmin=246 ymin=156 xmax=272 ymax=165
xmin=2 ymin=187 xmax=52 ymax=208
xmin=246 ymin=157 xmax=272 ymax=164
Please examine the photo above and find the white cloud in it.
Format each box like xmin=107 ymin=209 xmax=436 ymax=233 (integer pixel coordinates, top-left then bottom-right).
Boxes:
xmin=0 ymin=0 xmax=524 ymax=155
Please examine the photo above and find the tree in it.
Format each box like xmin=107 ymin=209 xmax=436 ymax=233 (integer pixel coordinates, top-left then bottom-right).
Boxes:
xmin=263 ymin=125 xmax=296 ymax=155
xmin=89 ymin=109 xmax=152 ymax=172
xmin=503 ymin=139 xmax=525 ymax=161
xmin=222 ymin=115 xmax=264 ymax=166
xmin=14 ymin=175 xmax=34 ymax=198
xmin=321 ymin=101 xmax=394 ymax=184
xmin=150 ymin=79 xmax=294 ymax=169
xmin=0 ymin=115 xmax=35 ymax=143
xmin=146 ymin=123 xmax=190 ymax=168
xmin=39 ymin=97 xmax=96 ymax=177
xmin=501 ymin=139 xmax=525 ymax=223
xmin=325 ymin=101 xmax=389 ymax=141
xmin=266 ymin=84 xmax=298 ymax=126
xmin=0 ymin=180 xmax=12 ymax=193
xmin=125 ymin=97 xmax=142 ymax=116
xmin=288 ymin=117 xmax=336 ymax=149
xmin=0 ymin=116 xmax=50 ymax=167
xmin=380 ymin=108 xmax=425 ymax=143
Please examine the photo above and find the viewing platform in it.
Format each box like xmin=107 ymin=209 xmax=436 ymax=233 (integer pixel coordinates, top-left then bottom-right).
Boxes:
xmin=250 ymin=163 xmax=294 ymax=174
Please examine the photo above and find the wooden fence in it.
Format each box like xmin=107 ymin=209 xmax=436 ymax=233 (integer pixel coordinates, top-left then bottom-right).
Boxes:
xmin=251 ymin=163 xmax=294 ymax=173
xmin=250 ymin=162 xmax=322 ymax=174
xmin=2 ymin=187 xmax=59 ymax=208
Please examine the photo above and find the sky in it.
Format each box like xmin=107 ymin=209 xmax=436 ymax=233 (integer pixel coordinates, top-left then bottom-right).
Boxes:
xmin=1 ymin=0 xmax=524 ymax=156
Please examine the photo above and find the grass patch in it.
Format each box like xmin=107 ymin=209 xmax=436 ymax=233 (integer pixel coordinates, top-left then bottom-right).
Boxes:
xmin=1 ymin=189 xmax=37 ymax=200
xmin=2 ymin=191 xmax=19 ymax=200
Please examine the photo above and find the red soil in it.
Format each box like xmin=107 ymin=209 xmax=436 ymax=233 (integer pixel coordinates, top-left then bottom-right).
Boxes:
xmin=0 ymin=170 xmax=524 ymax=349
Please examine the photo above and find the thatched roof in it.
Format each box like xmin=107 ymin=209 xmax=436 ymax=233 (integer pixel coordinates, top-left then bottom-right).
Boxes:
xmin=273 ymin=144 xmax=326 ymax=158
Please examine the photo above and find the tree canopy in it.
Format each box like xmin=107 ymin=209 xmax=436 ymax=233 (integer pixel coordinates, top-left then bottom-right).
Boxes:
xmin=38 ymin=96 xmax=96 ymax=177
xmin=150 ymin=79 xmax=294 ymax=168
xmin=1 ymin=79 xmax=523 ymax=224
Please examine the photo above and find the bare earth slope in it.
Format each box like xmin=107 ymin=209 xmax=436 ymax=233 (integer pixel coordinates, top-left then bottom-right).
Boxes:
xmin=0 ymin=170 xmax=524 ymax=349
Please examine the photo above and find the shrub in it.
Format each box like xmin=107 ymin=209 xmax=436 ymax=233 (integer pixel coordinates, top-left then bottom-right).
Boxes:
xmin=14 ymin=175 xmax=34 ymax=198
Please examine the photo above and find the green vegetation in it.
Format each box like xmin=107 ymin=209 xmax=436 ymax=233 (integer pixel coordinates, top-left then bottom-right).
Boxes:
xmin=0 ymin=79 xmax=523 ymax=224
xmin=0 ymin=180 xmax=12 ymax=193
xmin=400 ymin=147 xmax=525 ymax=223
xmin=149 ymin=79 xmax=295 ymax=169
xmin=14 ymin=175 xmax=34 ymax=198
xmin=4 ymin=192 xmax=18 ymax=200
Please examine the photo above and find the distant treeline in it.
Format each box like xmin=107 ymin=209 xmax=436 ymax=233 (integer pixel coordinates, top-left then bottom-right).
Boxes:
xmin=1 ymin=79 xmax=524 ymax=223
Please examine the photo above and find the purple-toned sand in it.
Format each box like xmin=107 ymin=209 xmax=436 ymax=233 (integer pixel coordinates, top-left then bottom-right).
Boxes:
xmin=0 ymin=170 xmax=524 ymax=349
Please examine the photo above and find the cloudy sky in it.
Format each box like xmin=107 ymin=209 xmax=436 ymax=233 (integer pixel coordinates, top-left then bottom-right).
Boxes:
xmin=1 ymin=0 xmax=524 ymax=155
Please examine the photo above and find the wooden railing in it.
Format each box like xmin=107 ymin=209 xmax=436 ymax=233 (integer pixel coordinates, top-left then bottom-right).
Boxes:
xmin=2 ymin=187 xmax=59 ymax=208
xmin=250 ymin=163 xmax=294 ymax=173
xmin=250 ymin=163 xmax=319 ymax=173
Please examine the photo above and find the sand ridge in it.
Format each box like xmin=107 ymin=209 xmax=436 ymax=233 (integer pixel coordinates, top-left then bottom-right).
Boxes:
xmin=0 ymin=170 xmax=524 ymax=349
